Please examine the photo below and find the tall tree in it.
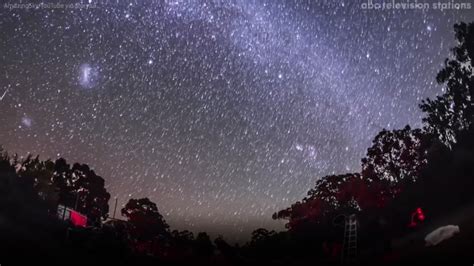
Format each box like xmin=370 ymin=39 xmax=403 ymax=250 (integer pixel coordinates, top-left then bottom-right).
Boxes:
xmin=121 ymin=198 xmax=169 ymax=241
xmin=52 ymin=158 xmax=110 ymax=224
xmin=71 ymin=163 xmax=110 ymax=224
xmin=420 ymin=22 xmax=474 ymax=145
xmin=361 ymin=125 xmax=432 ymax=184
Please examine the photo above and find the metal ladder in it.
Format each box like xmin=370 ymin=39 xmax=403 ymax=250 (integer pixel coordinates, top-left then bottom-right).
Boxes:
xmin=341 ymin=214 xmax=357 ymax=264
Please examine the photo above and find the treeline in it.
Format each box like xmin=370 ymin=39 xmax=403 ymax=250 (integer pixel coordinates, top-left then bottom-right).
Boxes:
xmin=266 ymin=21 xmax=474 ymax=263
xmin=0 ymin=150 xmax=219 ymax=264
xmin=0 ymin=22 xmax=473 ymax=265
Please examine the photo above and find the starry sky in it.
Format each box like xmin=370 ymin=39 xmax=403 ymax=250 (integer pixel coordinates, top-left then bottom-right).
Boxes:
xmin=0 ymin=0 xmax=473 ymax=241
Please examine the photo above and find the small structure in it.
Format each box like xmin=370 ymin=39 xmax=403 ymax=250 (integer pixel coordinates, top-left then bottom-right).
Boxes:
xmin=57 ymin=204 xmax=87 ymax=227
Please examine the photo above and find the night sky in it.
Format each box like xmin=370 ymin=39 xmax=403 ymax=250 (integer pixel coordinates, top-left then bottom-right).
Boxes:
xmin=1 ymin=0 xmax=473 ymax=241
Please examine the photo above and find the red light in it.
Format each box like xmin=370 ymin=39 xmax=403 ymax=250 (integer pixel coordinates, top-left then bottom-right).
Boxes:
xmin=408 ymin=207 xmax=426 ymax=228
xmin=70 ymin=210 xmax=87 ymax=227
xmin=418 ymin=214 xmax=425 ymax=221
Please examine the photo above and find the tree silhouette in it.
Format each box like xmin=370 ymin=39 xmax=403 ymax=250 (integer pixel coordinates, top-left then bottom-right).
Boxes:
xmin=121 ymin=197 xmax=169 ymax=242
xmin=51 ymin=158 xmax=110 ymax=224
xmin=194 ymin=232 xmax=214 ymax=257
xmin=307 ymin=173 xmax=361 ymax=208
xmin=214 ymin=235 xmax=240 ymax=262
xmin=15 ymin=155 xmax=59 ymax=212
xmin=420 ymin=22 xmax=474 ymax=145
xmin=172 ymin=229 xmax=194 ymax=242
xmin=0 ymin=148 xmax=62 ymax=259
xmin=246 ymin=228 xmax=288 ymax=260
xmin=273 ymin=127 xmax=434 ymax=233
xmin=273 ymin=173 xmax=363 ymax=231
xmin=52 ymin=158 xmax=74 ymax=205
xmin=70 ymin=163 xmax=110 ymax=224
xmin=361 ymin=125 xmax=432 ymax=183
xmin=250 ymin=228 xmax=276 ymax=245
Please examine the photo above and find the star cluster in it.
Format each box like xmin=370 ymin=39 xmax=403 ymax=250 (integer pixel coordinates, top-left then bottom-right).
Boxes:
xmin=0 ymin=0 xmax=472 ymax=241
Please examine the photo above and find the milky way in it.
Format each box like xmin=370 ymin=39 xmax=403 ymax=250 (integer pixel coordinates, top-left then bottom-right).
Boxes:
xmin=0 ymin=0 xmax=473 ymax=241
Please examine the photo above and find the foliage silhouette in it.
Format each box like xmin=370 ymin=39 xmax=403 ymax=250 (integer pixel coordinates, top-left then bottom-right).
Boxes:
xmin=121 ymin=197 xmax=170 ymax=242
xmin=420 ymin=22 xmax=474 ymax=145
